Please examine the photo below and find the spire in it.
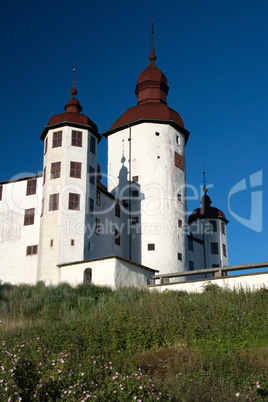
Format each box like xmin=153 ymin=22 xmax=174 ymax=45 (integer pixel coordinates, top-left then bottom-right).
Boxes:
xmin=64 ymin=64 xmax=82 ymax=114
xmin=149 ymin=18 xmax=156 ymax=62
xmin=203 ymin=166 xmax=208 ymax=194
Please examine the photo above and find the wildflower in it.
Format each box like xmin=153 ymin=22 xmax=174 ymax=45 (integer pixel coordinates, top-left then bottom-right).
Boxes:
xmin=236 ymin=392 xmax=240 ymax=397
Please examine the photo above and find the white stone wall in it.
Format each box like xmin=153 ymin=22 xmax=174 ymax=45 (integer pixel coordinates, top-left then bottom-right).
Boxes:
xmin=107 ymin=122 xmax=188 ymax=275
xmin=0 ymin=176 xmax=42 ymax=284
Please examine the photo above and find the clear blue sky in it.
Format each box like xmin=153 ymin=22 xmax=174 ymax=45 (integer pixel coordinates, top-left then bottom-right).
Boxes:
xmin=0 ymin=0 xmax=267 ymax=267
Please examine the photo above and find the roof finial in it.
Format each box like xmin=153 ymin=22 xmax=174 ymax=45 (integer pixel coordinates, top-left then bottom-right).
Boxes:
xmin=149 ymin=17 xmax=156 ymax=62
xmin=203 ymin=166 xmax=208 ymax=194
xmin=71 ymin=57 xmax=78 ymax=98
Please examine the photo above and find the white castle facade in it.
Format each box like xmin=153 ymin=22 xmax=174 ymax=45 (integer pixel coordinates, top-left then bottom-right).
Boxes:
xmin=0 ymin=45 xmax=229 ymax=288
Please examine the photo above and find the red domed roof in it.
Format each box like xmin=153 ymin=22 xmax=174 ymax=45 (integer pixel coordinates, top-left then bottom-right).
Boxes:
xmin=188 ymin=191 xmax=228 ymax=224
xmin=104 ymin=46 xmax=187 ymax=138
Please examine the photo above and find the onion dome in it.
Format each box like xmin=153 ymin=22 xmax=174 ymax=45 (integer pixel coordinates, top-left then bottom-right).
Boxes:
xmin=40 ymin=86 xmax=99 ymax=141
xmin=103 ymin=46 xmax=188 ymax=141
xmin=188 ymin=188 xmax=228 ymax=225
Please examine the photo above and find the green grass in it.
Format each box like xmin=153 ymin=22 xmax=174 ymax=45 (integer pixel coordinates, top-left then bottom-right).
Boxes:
xmin=0 ymin=281 xmax=267 ymax=400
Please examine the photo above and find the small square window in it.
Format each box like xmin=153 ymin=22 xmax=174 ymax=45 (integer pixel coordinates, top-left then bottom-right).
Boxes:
xmin=24 ymin=208 xmax=35 ymax=225
xmin=178 ymin=253 xmax=182 ymax=261
xmin=96 ymin=190 xmax=100 ymax=206
xmin=89 ymin=166 xmax=95 ymax=184
xmin=26 ymin=245 xmax=38 ymax=255
xmin=132 ymin=176 xmax=139 ymax=183
xmin=131 ymin=217 xmax=139 ymax=224
xmin=177 ymin=193 xmax=181 ymax=201
xmin=51 ymin=162 xmax=61 ymax=179
xmin=0 ymin=185 xmax=2 ymax=201
xmin=52 ymin=131 xmax=62 ymax=148
xmin=222 ymin=244 xmax=227 ymax=257
xmin=189 ymin=260 xmax=194 ymax=271
xmin=148 ymin=244 xmax=155 ymax=251
xmin=69 ymin=193 xmax=80 ymax=210
xmin=115 ymin=229 xmax=120 ymax=246
xmin=70 ymin=162 xmax=82 ymax=178
xmin=209 ymin=220 xmax=217 ymax=232
xmin=72 ymin=130 xmax=82 ymax=147
xmin=115 ymin=202 xmax=120 ymax=218
xmin=90 ymin=135 xmax=96 ymax=154
xmin=95 ymin=218 xmax=100 ymax=235
xmin=188 ymin=238 xmax=194 ymax=251
xmin=178 ymin=219 xmax=182 ymax=228
xmin=221 ymin=221 xmax=225 ymax=235
xmin=211 ymin=242 xmax=219 ymax=254
xmin=26 ymin=179 xmax=37 ymax=195
xmin=49 ymin=194 xmax=59 ymax=211
xmin=89 ymin=198 xmax=94 ymax=215
xmin=132 ymin=190 xmax=139 ymax=197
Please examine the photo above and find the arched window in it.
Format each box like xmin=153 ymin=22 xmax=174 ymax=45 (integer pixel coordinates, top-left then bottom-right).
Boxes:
xmin=83 ymin=268 xmax=92 ymax=283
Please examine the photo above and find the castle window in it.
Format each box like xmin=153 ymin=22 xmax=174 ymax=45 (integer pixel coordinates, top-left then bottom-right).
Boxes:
xmin=41 ymin=198 xmax=44 ymax=217
xmin=50 ymin=239 xmax=53 ymax=247
xmin=72 ymin=130 xmax=82 ymax=147
xmin=115 ymin=202 xmax=120 ymax=218
xmin=178 ymin=219 xmax=182 ymax=228
xmin=89 ymin=166 xmax=95 ymax=184
xmin=188 ymin=238 xmax=194 ymax=251
xmin=174 ymin=151 xmax=184 ymax=170
xmin=51 ymin=162 xmax=61 ymax=179
xmin=44 ymin=137 xmax=48 ymax=154
xmin=212 ymin=264 xmax=219 ymax=268
xmin=88 ymin=242 xmax=91 ymax=251
xmin=155 ymin=132 xmax=160 ymax=136
xmin=209 ymin=220 xmax=217 ymax=232
xmin=26 ymin=245 xmax=38 ymax=255
xmin=176 ymin=135 xmax=180 ymax=145
xmin=43 ymin=167 xmax=46 ymax=184
xmin=132 ymin=190 xmax=139 ymax=197
xmin=90 ymin=135 xmax=96 ymax=154
xmin=89 ymin=198 xmax=94 ymax=215
xmin=84 ymin=268 xmax=92 ymax=283
xmin=95 ymin=218 xmax=100 ymax=235
xmin=52 ymin=131 xmax=62 ymax=148
xmin=0 ymin=185 xmax=2 ymax=201
xmin=221 ymin=221 xmax=225 ymax=235
xmin=26 ymin=179 xmax=37 ymax=195
xmin=178 ymin=253 xmax=182 ymax=261
xmin=131 ymin=217 xmax=138 ymax=224
xmin=96 ymin=190 xmax=100 ymax=206
xmin=69 ymin=193 xmax=80 ymax=210
xmin=177 ymin=193 xmax=181 ymax=201
xmin=24 ymin=208 xmax=35 ymax=225
xmin=70 ymin=162 xmax=81 ymax=178
xmin=222 ymin=244 xmax=227 ymax=257
xmin=71 ymin=239 xmax=75 ymax=246
xmin=148 ymin=244 xmax=155 ymax=251
xmin=49 ymin=194 xmax=59 ymax=211
xmin=189 ymin=260 xmax=194 ymax=271
xmin=132 ymin=175 xmax=139 ymax=182
xmin=114 ymin=229 xmax=120 ymax=246
xmin=211 ymin=242 xmax=219 ymax=254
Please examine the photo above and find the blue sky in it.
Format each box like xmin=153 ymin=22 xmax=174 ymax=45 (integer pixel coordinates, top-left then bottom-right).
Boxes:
xmin=0 ymin=0 xmax=267 ymax=268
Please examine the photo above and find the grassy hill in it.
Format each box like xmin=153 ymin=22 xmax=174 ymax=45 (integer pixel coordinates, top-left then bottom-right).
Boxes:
xmin=0 ymin=281 xmax=267 ymax=400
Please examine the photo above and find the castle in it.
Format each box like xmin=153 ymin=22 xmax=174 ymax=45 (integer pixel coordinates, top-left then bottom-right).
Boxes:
xmin=0 ymin=42 xmax=229 ymax=288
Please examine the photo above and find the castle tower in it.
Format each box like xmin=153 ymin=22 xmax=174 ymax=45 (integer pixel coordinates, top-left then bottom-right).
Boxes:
xmin=103 ymin=43 xmax=190 ymax=276
xmin=188 ymin=187 xmax=229 ymax=269
xmin=37 ymin=84 xmax=101 ymax=283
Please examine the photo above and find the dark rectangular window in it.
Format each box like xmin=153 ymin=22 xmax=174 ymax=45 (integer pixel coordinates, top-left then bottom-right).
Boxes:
xmin=211 ymin=242 xmax=219 ymax=254
xmin=96 ymin=190 xmax=100 ymax=206
xmin=95 ymin=218 xmax=100 ymax=235
xmin=177 ymin=193 xmax=181 ymax=201
xmin=132 ymin=176 xmax=139 ymax=182
xmin=24 ymin=208 xmax=35 ymax=225
xmin=0 ymin=185 xmax=2 ymax=201
xmin=222 ymin=244 xmax=227 ymax=257
xmin=26 ymin=245 xmax=38 ymax=255
xmin=41 ymin=198 xmax=44 ymax=217
xmin=209 ymin=220 xmax=217 ymax=232
xmin=43 ymin=167 xmax=46 ymax=184
xmin=89 ymin=166 xmax=95 ymax=184
xmin=178 ymin=253 xmax=182 ymax=261
xmin=51 ymin=162 xmax=61 ymax=179
xmin=132 ymin=190 xmax=139 ymax=197
xmin=44 ymin=137 xmax=48 ymax=154
xmin=70 ymin=161 xmax=82 ymax=178
xmin=69 ymin=193 xmax=80 ymax=210
xmin=88 ymin=242 xmax=91 ymax=251
xmin=148 ymin=244 xmax=155 ymax=251
xmin=52 ymin=131 xmax=62 ymax=148
xmin=26 ymin=179 xmax=37 ymax=195
xmin=221 ymin=221 xmax=225 ymax=235
xmin=189 ymin=261 xmax=194 ymax=271
xmin=212 ymin=264 xmax=219 ymax=268
xmin=72 ymin=130 xmax=82 ymax=147
xmin=188 ymin=238 xmax=194 ymax=251
xmin=131 ymin=217 xmax=139 ymax=224
xmin=71 ymin=239 xmax=75 ymax=246
xmin=115 ymin=202 xmax=120 ymax=218
xmin=115 ymin=229 xmax=120 ymax=246
xmin=90 ymin=135 xmax=96 ymax=154
xmin=49 ymin=194 xmax=59 ymax=211
xmin=178 ymin=219 xmax=182 ymax=228
xmin=89 ymin=197 xmax=94 ymax=215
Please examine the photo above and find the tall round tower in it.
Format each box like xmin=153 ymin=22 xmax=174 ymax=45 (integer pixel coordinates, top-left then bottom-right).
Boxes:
xmin=103 ymin=44 xmax=190 ymax=276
